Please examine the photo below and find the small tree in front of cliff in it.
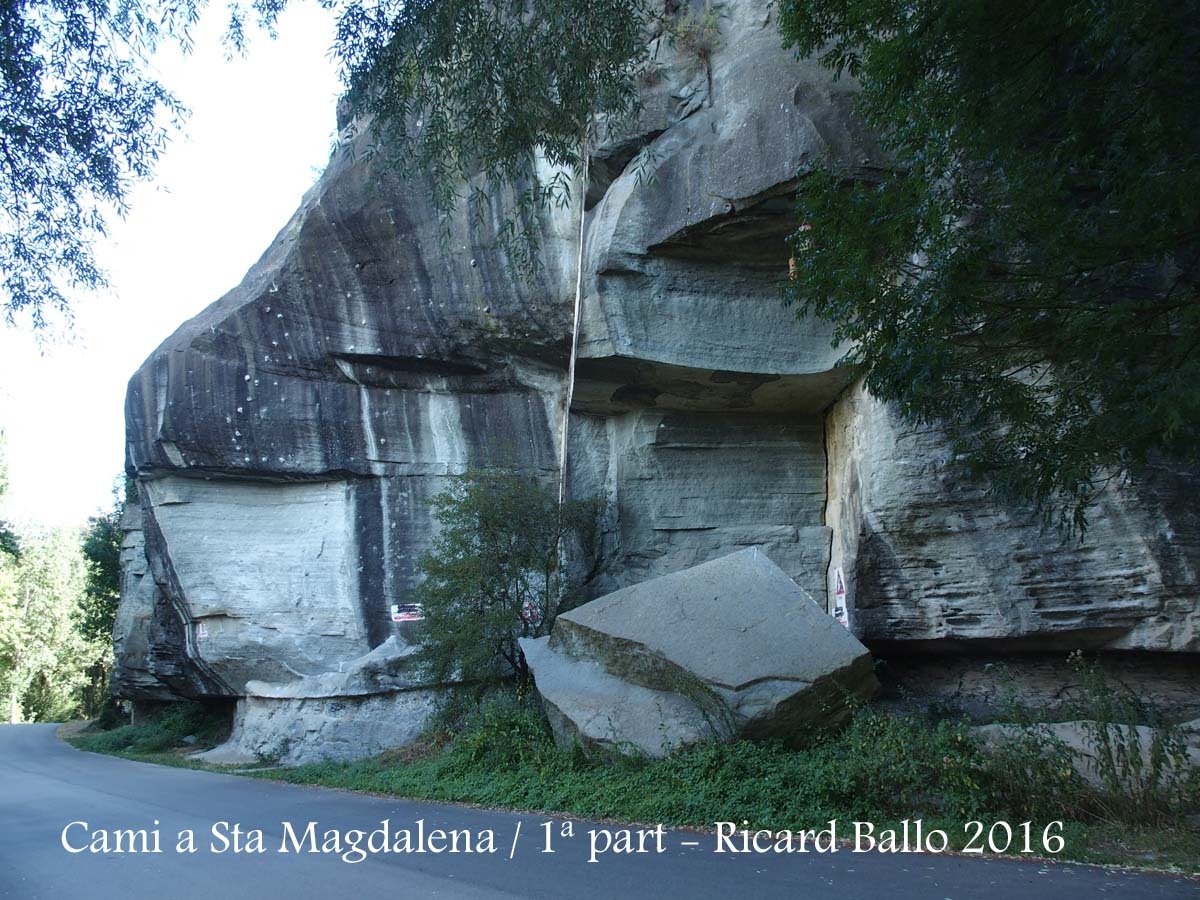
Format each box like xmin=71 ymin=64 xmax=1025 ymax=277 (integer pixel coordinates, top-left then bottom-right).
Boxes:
xmin=77 ymin=478 xmax=131 ymax=718
xmin=79 ymin=480 xmax=128 ymax=646
xmin=414 ymin=468 xmax=602 ymax=685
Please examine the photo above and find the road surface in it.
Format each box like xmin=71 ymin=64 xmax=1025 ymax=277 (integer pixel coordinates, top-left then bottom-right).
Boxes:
xmin=0 ymin=724 xmax=1195 ymax=899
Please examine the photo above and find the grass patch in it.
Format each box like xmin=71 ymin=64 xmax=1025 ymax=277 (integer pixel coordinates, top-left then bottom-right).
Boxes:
xmin=71 ymin=700 xmax=232 ymax=766
xmin=70 ymin=684 xmax=1199 ymax=873
xmin=249 ymin=693 xmax=1198 ymax=873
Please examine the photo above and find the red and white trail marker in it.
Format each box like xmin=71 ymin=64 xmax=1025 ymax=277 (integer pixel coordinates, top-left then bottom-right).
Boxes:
xmin=832 ymin=567 xmax=849 ymax=628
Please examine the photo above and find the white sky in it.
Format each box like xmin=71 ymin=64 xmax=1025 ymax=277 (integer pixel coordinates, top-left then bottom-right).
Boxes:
xmin=0 ymin=3 xmax=341 ymax=529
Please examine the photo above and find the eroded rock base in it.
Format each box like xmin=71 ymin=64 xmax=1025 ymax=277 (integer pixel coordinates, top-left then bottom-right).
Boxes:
xmin=200 ymin=690 xmax=442 ymax=767
xmin=198 ymin=637 xmax=443 ymax=766
xmin=876 ymin=652 xmax=1200 ymax=723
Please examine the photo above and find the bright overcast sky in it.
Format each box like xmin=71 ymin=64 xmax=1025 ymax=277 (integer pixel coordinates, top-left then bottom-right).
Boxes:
xmin=0 ymin=3 xmax=342 ymax=530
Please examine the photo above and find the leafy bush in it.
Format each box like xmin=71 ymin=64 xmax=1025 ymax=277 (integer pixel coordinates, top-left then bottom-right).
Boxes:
xmin=74 ymin=701 xmax=231 ymax=756
xmin=1062 ymin=654 xmax=1193 ymax=823
xmin=974 ymin=727 xmax=1093 ymax=822
xmin=669 ymin=4 xmax=722 ymax=64
xmin=414 ymin=468 xmax=602 ymax=684
xmin=977 ymin=653 xmax=1197 ymax=825
xmin=442 ymin=693 xmax=562 ymax=773
xmin=88 ymin=697 xmax=130 ymax=732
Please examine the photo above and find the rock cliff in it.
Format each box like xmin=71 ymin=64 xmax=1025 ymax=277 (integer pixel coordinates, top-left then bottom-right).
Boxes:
xmin=115 ymin=0 xmax=1200 ymax=759
xmin=826 ymin=385 xmax=1200 ymax=653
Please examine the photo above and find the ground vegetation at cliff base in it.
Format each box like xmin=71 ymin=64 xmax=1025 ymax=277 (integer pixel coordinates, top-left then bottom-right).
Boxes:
xmin=73 ymin=670 xmax=1200 ymax=874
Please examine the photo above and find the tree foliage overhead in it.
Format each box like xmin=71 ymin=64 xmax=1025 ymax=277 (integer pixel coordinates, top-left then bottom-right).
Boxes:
xmin=1 ymin=0 xmax=654 ymax=325
xmin=415 ymin=468 xmax=601 ymax=685
xmin=321 ymin=0 xmax=651 ymax=214
xmin=780 ymin=0 xmax=1200 ymax=528
xmin=0 ymin=0 xmax=194 ymax=327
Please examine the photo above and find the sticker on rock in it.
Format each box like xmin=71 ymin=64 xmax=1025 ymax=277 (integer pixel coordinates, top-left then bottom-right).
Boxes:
xmin=832 ymin=567 xmax=849 ymax=628
xmin=390 ymin=603 xmax=424 ymax=623
xmin=520 ymin=599 xmax=542 ymax=628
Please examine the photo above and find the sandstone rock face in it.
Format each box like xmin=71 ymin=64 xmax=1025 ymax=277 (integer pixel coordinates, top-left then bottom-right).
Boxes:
xmin=116 ymin=95 xmax=575 ymax=711
xmin=115 ymin=0 xmax=876 ymax=714
xmin=204 ymin=691 xmax=441 ymax=767
xmin=876 ymin=654 xmax=1200 ymax=723
xmin=569 ymin=0 xmax=878 ymax=596
xmin=523 ymin=549 xmax=878 ymax=756
xmin=825 ymin=383 xmax=1200 ymax=652
xmin=114 ymin=495 xmax=225 ymax=700
xmin=116 ymin=0 xmax=1199 ymax=763
xmin=198 ymin=639 xmax=443 ymax=766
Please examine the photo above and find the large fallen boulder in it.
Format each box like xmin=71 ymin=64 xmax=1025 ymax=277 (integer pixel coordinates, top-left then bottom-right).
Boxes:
xmin=522 ymin=548 xmax=878 ymax=756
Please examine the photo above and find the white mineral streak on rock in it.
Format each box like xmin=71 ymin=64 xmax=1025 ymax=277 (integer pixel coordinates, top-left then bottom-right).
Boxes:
xmin=426 ymin=390 xmax=465 ymax=476
xmin=357 ymin=382 xmax=382 ymax=475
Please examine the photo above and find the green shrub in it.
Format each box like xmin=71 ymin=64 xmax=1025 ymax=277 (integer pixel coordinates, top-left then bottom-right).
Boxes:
xmin=74 ymin=700 xmax=230 ymax=756
xmin=978 ymin=653 xmax=1196 ymax=825
xmin=974 ymin=726 xmax=1092 ymax=821
xmin=1065 ymin=654 xmax=1193 ymax=824
xmin=669 ymin=4 xmax=722 ymax=63
xmin=87 ymin=697 xmax=129 ymax=732
xmin=414 ymin=468 xmax=603 ymax=685
xmin=442 ymin=693 xmax=560 ymax=772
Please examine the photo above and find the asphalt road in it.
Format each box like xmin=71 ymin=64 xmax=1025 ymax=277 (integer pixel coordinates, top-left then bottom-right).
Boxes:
xmin=0 ymin=724 xmax=1195 ymax=900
